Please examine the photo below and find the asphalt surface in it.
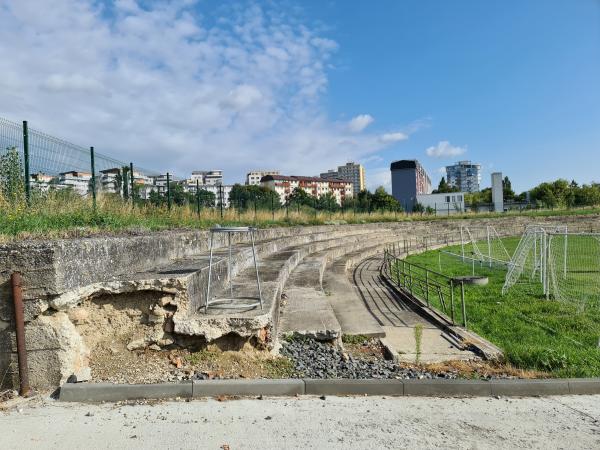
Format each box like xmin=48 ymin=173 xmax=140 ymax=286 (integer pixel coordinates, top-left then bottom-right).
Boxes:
xmin=1 ymin=394 xmax=599 ymax=449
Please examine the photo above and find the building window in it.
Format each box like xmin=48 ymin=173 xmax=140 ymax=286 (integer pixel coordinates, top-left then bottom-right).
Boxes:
xmin=445 ymin=196 xmax=450 ymax=203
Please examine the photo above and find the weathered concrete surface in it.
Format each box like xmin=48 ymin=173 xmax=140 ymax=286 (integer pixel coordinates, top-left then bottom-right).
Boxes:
xmin=351 ymin=256 xmax=478 ymax=362
xmin=279 ymin=287 xmax=342 ymax=340
xmin=323 ymin=259 xmax=386 ymax=337
xmin=381 ymin=326 xmax=475 ymax=363
xmin=2 ymin=214 xmax=600 ymax=389
xmin=1 ymin=312 xmax=90 ymax=388
xmin=3 ymin=395 xmax=600 ymax=449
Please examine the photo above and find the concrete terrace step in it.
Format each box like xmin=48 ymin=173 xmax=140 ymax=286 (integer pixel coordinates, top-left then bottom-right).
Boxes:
xmin=278 ymin=235 xmax=405 ymax=339
xmin=322 ymin=243 xmax=394 ymax=338
xmin=173 ymin=229 xmax=395 ymax=344
xmin=49 ymin=228 xmax=377 ymax=312
xmin=279 ymin=235 xmax=405 ymax=339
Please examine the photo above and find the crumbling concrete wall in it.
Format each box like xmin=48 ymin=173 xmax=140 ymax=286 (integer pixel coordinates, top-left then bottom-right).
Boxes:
xmin=1 ymin=215 xmax=598 ymax=389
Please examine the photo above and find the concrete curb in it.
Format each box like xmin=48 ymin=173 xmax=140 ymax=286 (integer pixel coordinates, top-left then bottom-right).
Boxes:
xmin=58 ymin=378 xmax=600 ymax=402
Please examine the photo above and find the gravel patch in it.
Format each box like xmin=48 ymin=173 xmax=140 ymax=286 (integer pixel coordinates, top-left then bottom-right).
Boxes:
xmin=281 ymin=337 xmax=459 ymax=379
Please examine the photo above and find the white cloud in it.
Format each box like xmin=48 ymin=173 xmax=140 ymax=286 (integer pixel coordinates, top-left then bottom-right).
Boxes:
xmin=425 ymin=141 xmax=467 ymax=158
xmin=379 ymin=132 xmax=408 ymax=143
xmin=0 ymin=0 xmax=414 ymax=181
xmin=366 ymin=167 xmax=392 ymax=192
xmin=347 ymin=114 xmax=374 ymax=133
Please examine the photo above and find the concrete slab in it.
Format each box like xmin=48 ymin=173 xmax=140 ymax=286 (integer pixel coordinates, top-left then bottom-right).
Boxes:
xmin=279 ymin=287 xmax=342 ymax=340
xmin=381 ymin=326 xmax=476 ymax=363
xmin=59 ymin=382 xmax=192 ymax=402
xmin=192 ymin=379 xmax=305 ymax=397
xmin=324 ymin=271 xmax=385 ymax=337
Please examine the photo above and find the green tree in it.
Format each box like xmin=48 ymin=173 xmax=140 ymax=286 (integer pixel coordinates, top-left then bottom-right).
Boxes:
xmin=196 ymin=188 xmax=216 ymax=207
xmin=287 ymin=187 xmax=312 ymax=207
xmin=169 ymin=182 xmax=188 ymax=206
xmin=0 ymin=147 xmax=25 ymax=205
xmin=370 ymin=186 xmax=400 ymax=211
xmin=316 ymin=192 xmax=338 ymax=211
xmin=432 ymin=176 xmax=460 ymax=194
xmin=228 ymin=184 xmax=280 ymax=210
xmin=503 ymin=176 xmax=515 ymax=201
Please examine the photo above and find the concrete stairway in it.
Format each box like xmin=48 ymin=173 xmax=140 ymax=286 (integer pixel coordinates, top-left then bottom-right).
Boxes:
xmin=173 ymin=228 xmax=394 ymax=344
xmin=278 ymin=234 xmax=400 ymax=340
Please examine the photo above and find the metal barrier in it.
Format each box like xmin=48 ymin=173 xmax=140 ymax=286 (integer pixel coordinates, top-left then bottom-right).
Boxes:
xmin=382 ymin=249 xmax=468 ymax=328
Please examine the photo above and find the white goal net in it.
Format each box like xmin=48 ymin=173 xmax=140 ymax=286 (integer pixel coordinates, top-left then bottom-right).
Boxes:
xmin=458 ymin=225 xmax=512 ymax=266
xmin=503 ymin=224 xmax=600 ymax=308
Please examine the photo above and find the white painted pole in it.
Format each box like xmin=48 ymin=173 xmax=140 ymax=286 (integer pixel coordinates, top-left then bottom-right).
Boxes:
xmin=460 ymin=226 xmax=465 ymax=262
xmin=564 ymin=229 xmax=568 ymax=278
xmin=487 ymin=226 xmax=492 ymax=268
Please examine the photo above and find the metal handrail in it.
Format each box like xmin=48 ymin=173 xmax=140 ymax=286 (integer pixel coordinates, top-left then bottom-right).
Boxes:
xmin=383 ymin=248 xmax=468 ymax=328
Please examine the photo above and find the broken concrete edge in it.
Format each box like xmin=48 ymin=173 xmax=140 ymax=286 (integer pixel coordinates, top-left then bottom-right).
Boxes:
xmin=378 ymin=263 xmax=504 ymax=361
xmin=58 ymin=378 xmax=600 ymax=402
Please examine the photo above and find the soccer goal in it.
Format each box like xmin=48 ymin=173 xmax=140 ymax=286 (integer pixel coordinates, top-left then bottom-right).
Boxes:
xmin=456 ymin=225 xmax=512 ymax=267
xmin=502 ymin=224 xmax=600 ymax=308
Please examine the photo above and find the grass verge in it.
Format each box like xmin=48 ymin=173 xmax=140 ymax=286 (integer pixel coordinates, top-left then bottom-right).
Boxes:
xmin=404 ymin=238 xmax=600 ymax=377
xmin=1 ymin=191 xmax=600 ymax=242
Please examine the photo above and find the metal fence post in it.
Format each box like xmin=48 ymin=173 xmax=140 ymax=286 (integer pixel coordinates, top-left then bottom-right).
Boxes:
xmin=461 ymin=281 xmax=467 ymax=328
xmin=122 ymin=166 xmax=128 ymax=200
xmin=271 ymin=194 xmax=275 ymax=221
xmin=11 ymin=272 xmax=30 ymax=396
xmin=166 ymin=172 xmax=171 ymax=210
xmin=450 ymin=279 xmax=455 ymax=324
xmin=22 ymin=121 xmax=30 ymax=205
xmin=196 ymin=180 xmax=201 ymax=217
xmin=129 ymin=162 xmax=135 ymax=205
xmin=219 ymin=184 xmax=224 ymax=219
xmin=425 ymin=269 xmax=430 ymax=307
xmin=90 ymin=147 xmax=96 ymax=212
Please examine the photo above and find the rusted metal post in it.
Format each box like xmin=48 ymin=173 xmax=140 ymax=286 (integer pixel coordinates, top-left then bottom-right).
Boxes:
xmin=11 ymin=272 xmax=30 ymax=397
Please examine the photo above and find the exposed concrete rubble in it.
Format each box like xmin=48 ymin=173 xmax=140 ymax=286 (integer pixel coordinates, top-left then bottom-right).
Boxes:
xmin=1 ymin=215 xmax=598 ymax=389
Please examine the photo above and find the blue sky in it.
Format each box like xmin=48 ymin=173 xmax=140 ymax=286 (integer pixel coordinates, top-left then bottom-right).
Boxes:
xmin=1 ymin=0 xmax=599 ymax=192
xmin=302 ymin=0 xmax=600 ymax=192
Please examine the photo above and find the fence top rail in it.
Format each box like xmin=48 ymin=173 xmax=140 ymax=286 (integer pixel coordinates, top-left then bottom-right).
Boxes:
xmin=385 ymin=249 xmax=455 ymax=282
xmin=440 ymin=249 xmax=510 ymax=266
xmin=0 ymin=116 xmax=160 ymax=177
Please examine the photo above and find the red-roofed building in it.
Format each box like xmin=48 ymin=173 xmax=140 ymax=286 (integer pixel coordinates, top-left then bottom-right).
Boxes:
xmin=260 ymin=174 xmax=353 ymax=205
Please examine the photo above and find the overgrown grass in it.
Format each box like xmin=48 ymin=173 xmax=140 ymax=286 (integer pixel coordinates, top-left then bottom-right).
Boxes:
xmin=2 ymin=190 xmax=600 ymax=242
xmin=341 ymin=334 xmax=369 ymax=345
xmin=405 ymin=239 xmax=600 ymax=377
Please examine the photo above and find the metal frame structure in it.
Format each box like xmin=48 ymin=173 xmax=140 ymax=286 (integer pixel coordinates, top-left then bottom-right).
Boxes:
xmin=459 ymin=225 xmax=511 ymax=267
xmin=205 ymin=226 xmax=263 ymax=313
xmin=502 ymin=224 xmax=568 ymax=298
xmin=382 ymin=249 xmax=468 ymax=328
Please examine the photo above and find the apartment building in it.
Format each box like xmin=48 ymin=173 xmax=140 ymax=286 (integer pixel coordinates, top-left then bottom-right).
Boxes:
xmin=190 ymin=170 xmax=223 ymax=186
xmin=246 ymin=170 xmax=280 ymax=185
xmin=320 ymin=162 xmax=365 ymax=196
xmin=390 ymin=159 xmax=432 ymax=211
xmin=446 ymin=160 xmax=481 ymax=192
xmin=260 ymin=174 xmax=353 ymax=206
xmin=57 ymin=171 xmax=92 ymax=196
xmin=30 ymin=172 xmax=54 ymax=192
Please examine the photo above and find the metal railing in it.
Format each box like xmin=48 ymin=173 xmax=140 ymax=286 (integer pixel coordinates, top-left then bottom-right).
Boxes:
xmin=382 ymin=248 xmax=468 ymax=328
